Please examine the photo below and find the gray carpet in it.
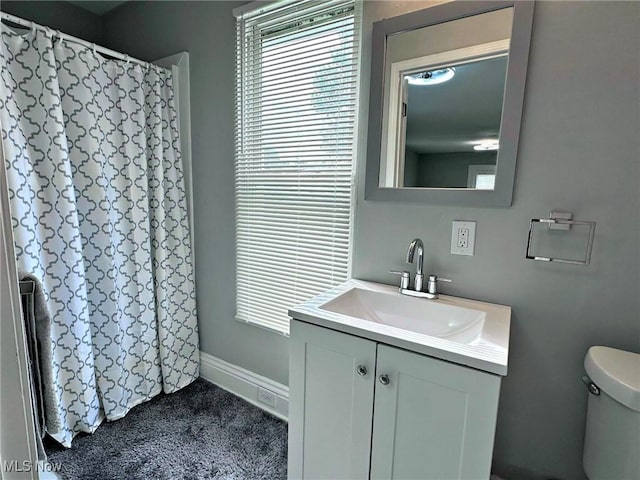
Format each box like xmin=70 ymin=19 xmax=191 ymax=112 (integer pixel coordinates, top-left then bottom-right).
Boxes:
xmin=45 ymin=379 xmax=288 ymax=480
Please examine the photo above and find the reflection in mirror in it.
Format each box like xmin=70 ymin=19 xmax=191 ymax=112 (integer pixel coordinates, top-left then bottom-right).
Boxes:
xmin=402 ymin=54 xmax=507 ymax=189
xmin=378 ymin=7 xmax=514 ymax=190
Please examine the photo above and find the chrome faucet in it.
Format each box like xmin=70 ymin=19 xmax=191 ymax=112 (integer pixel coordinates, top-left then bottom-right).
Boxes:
xmin=389 ymin=238 xmax=452 ymax=300
xmin=406 ymin=238 xmax=424 ymax=292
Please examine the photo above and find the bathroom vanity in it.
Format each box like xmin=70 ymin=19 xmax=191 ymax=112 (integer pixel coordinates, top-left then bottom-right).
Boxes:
xmin=288 ymin=280 xmax=511 ymax=479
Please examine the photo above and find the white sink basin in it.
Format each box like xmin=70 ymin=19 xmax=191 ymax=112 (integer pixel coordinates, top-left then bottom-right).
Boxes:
xmin=289 ymin=279 xmax=512 ymax=375
xmin=320 ymin=287 xmax=485 ymax=344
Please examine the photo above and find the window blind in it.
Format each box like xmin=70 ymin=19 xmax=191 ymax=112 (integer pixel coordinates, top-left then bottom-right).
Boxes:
xmin=235 ymin=0 xmax=361 ymax=335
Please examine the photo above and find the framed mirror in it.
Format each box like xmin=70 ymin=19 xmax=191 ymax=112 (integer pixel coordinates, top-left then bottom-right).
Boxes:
xmin=365 ymin=1 xmax=534 ymax=206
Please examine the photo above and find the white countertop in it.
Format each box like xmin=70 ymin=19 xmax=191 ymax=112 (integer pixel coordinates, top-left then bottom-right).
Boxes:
xmin=289 ymin=279 xmax=511 ymax=376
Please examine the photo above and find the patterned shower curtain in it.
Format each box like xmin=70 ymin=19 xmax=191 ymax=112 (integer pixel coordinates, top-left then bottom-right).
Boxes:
xmin=0 ymin=27 xmax=199 ymax=447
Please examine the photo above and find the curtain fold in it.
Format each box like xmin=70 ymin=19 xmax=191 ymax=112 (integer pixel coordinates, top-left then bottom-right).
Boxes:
xmin=0 ymin=27 xmax=199 ymax=447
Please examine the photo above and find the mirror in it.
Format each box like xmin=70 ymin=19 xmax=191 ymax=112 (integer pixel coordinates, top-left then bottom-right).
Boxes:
xmin=365 ymin=1 xmax=534 ymax=206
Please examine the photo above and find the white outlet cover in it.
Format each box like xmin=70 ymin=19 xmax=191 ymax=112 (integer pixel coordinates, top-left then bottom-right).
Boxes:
xmin=257 ymin=387 xmax=278 ymax=407
xmin=451 ymin=221 xmax=476 ymax=256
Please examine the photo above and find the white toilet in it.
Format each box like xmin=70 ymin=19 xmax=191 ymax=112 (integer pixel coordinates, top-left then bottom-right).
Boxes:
xmin=582 ymin=346 xmax=640 ymax=479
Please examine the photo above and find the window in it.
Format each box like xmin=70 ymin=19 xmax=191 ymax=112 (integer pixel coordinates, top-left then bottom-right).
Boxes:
xmin=467 ymin=165 xmax=497 ymax=190
xmin=234 ymin=0 xmax=361 ymax=334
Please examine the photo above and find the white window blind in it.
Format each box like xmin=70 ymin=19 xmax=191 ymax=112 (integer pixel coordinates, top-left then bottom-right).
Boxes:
xmin=235 ymin=0 xmax=360 ymax=335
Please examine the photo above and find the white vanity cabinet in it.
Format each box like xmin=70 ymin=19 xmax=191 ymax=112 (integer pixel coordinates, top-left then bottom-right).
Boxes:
xmin=288 ymin=319 xmax=502 ymax=480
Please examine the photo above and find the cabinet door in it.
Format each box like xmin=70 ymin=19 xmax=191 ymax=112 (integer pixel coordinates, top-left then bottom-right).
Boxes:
xmin=289 ymin=320 xmax=377 ymax=480
xmin=370 ymin=345 xmax=501 ymax=480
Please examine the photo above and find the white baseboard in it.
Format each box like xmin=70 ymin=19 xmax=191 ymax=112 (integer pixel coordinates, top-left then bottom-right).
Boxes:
xmin=199 ymin=351 xmax=289 ymax=421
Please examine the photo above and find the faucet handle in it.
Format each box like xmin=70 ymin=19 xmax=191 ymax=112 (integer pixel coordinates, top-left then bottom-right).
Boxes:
xmin=427 ymin=275 xmax=452 ymax=295
xmin=389 ymin=270 xmax=410 ymax=289
xmin=428 ymin=275 xmax=452 ymax=283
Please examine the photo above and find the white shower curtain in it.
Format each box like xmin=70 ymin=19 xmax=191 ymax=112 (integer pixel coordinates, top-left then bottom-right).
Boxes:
xmin=0 ymin=27 xmax=199 ymax=447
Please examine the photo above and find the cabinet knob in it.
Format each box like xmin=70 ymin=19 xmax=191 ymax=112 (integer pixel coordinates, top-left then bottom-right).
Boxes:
xmin=378 ymin=374 xmax=390 ymax=385
xmin=356 ymin=365 xmax=368 ymax=376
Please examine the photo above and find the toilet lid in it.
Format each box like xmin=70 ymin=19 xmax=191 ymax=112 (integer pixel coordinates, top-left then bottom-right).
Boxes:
xmin=585 ymin=346 xmax=640 ymax=412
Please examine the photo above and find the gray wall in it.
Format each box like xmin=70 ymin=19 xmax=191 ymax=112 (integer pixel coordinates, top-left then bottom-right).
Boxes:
xmin=15 ymin=1 xmax=637 ymax=478
xmin=355 ymin=1 xmax=639 ymax=479
xmin=102 ymin=1 xmax=290 ymax=387
xmin=416 ymin=151 xmax=497 ymax=188
xmin=0 ymin=1 xmax=103 ymax=43
xmin=403 ymin=148 xmax=419 ymax=187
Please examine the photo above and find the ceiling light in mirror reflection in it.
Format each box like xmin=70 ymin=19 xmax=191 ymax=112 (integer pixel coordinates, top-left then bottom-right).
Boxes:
xmin=406 ymin=67 xmax=455 ymax=86
xmin=472 ymin=139 xmax=500 ymax=151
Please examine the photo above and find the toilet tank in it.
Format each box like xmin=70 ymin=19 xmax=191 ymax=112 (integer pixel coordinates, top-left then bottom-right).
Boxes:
xmin=583 ymin=346 xmax=640 ymax=480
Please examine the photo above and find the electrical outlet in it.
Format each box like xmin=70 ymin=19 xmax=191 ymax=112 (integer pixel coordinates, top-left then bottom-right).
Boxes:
xmin=257 ymin=387 xmax=277 ymax=408
xmin=451 ymin=221 xmax=476 ymax=256
xmin=457 ymin=228 xmax=469 ymax=248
